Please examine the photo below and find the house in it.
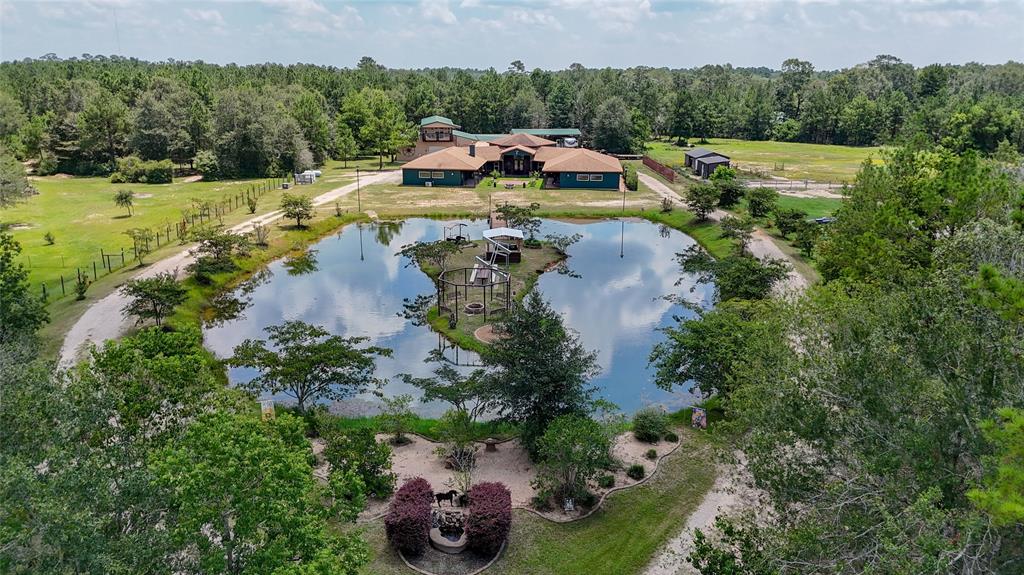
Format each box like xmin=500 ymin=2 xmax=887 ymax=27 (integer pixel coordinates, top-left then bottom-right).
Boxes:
xmin=401 ymin=123 xmax=622 ymax=189
xmin=683 ymin=147 xmax=731 ymax=178
xmin=399 ymin=116 xmax=582 ymax=161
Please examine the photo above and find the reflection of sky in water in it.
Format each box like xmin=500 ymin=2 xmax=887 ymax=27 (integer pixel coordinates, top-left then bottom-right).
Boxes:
xmin=203 ymin=219 xmax=713 ymax=416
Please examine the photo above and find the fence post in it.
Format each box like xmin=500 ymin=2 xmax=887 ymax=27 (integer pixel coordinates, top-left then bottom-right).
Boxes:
xmin=42 ymin=283 xmax=47 ymax=299
xmin=121 ymin=248 xmax=125 ymax=266
xmin=60 ymin=274 xmax=65 ymax=296
xmin=93 ymin=261 xmax=97 ymax=280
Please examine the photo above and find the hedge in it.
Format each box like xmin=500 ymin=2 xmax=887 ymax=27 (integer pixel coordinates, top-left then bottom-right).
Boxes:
xmin=384 ymin=477 xmax=434 ymax=556
xmin=111 ymin=156 xmax=173 ymax=184
xmin=465 ymin=482 xmax=512 ymax=555
xmin=624 ymin=163 xmax=639 ymax=191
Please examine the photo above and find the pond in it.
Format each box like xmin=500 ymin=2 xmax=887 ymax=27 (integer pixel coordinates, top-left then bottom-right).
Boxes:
xmin=203 ymin=218 xmax=713 ymax=417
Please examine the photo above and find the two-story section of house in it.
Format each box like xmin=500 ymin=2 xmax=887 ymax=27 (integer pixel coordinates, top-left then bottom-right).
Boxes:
xmin=399 ymin=116 xmax=460 ymax=161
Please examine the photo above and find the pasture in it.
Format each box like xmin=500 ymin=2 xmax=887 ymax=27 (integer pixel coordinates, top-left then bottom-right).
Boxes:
xmin=646 ymin=138 xmax=884 ymax=183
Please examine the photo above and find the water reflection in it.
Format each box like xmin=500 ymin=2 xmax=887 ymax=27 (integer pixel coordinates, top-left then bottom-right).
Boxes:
xmin=203 ymin=218 xmax=713 ymax=416
xmin=283 ymin=249 xmax=319 ymax=276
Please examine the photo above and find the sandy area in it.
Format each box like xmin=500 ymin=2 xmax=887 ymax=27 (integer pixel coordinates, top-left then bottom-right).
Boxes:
xmin=642 ymin=453 xmax=767 ymax=575
xmin=356 ymin=430 xmax=681 ymax=521
xmin=179 ymin=174 xmax=203 ymax=183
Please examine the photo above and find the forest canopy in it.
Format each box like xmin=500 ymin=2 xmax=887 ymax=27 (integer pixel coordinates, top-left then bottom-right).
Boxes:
xmin=0 ymin=54 xmax=1022 ymax=172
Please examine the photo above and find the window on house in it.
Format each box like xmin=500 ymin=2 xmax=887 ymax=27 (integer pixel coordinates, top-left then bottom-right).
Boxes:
xmin=590 ymin=174 xmax=604 ymax=182
xmin=576 ymin=174 xmax=590 ymax=181
xmin=432 ymin=171 xmax=444 ymax=179
xmin=418 ymin=171 xmax=432 ymax=179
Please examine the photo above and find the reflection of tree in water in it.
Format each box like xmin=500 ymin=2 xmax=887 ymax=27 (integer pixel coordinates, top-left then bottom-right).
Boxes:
xmin=283 ymin=249 xmax=319 ymax=276
xmin=659 ymin=224 xmax=671 ymax=239
xmin=374 ymin=220 xmax=404 ymax=247
xmin=203 ymin=267 xmax=271 ymax=327
xmin=400 ymin=293 xmax=435 ymax=326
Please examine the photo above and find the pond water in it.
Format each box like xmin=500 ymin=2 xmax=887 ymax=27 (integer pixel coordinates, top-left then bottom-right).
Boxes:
xmin=203 ymin=218 xmax=713 ymax=416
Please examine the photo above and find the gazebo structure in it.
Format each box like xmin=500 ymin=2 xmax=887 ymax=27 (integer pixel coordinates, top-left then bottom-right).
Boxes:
xmin=436 ymin=228 xmax=520 ymax=326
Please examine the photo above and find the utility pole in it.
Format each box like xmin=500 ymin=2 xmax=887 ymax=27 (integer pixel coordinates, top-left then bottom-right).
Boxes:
xmin=356 ymin=168 xmax=361 ymax=212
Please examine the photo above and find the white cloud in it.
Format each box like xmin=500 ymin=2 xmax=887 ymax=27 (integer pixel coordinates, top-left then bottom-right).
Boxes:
xmin=509 ymin=8 xmax=563 ymax=30
xmin=185 ymin=8 xmax=224 ymax=25
xmin=260 ymin=0 xmax=362 ymax=33
xmin=421 ymin=0 xmax=458 ymax=24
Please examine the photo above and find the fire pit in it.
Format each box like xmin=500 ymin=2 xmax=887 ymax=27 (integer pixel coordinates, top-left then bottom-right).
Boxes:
xmin=464 ymin=302 xmax=485 ymax=315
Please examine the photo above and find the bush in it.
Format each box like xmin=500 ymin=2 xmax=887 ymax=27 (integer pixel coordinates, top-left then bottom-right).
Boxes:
xmin=597 ymin=474 xmax=615 ymax=489
xmin=466 ymin=482 xmax=512 ymax=555
xmin=577 ymin=490 xmax=598 ymax=508
xmin=624 ymin=163 xmax=639 ymax=191
xmin=664 ymin=431 xmax=679 ymax=443
xmin=321 ymin=425 xmax=397 ymax=498
xmin=384 ymin=477 xmax=434 ymax=556
xmin=645 ymin=448 xmax=658 ymax=460
xmin=661 ymin=196 xmax=673 ymax=213
xmin=633 ymin=406 xmax=669 ymax=443
xmin=627 ymin=464 xmax=646 ymax=480
xmin=194 ymin=150 xmax=219 ymax=180
xmin=111 ymin=155 xmax=173 ymax=184
xmin=43 ymin=231 xmax=54 ymax=245
xmin=746 ymin=186 xmax=779 ymax=218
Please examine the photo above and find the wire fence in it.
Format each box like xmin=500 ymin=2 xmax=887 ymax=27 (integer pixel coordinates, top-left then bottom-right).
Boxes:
xmin=33 ymin=176 xmax=290 ymax=301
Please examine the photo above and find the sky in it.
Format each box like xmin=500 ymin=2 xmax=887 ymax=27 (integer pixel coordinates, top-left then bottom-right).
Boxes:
xmin=1 ymin=0 xmax=1022 ymax=71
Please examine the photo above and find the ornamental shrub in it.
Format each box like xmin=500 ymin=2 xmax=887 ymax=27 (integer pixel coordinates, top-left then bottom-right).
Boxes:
xmin=664 ymin=431 xmax=679 ymax=443
xmin=384 ymin=477 xmax=433 ymax=555
xmin=624 ymin=163 xmax=639 ymax=191
xmin=627 ymin=464 xmax=646 ymax=480
xmin=597 ymin=474 xmax=615 ymax=489
xmin=633 ymin=406 xmax=669 ymax=443
xmin=646 ymin=448 xmax=658 ymax=460
xmin=466 ymin=482 xmax=512 ymax=555
xmin=111 ymin=155 xmax=173 ymax=184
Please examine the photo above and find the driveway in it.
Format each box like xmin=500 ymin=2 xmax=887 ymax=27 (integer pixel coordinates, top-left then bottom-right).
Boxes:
xmin=58 ymin=170 xmax=401 ymax=366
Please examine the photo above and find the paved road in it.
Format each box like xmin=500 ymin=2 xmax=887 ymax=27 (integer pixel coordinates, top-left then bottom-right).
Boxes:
xmin=639 ymin=173 xmax=808 ymax=292
xmin=58 ymin=170 xmax=400 ymax=366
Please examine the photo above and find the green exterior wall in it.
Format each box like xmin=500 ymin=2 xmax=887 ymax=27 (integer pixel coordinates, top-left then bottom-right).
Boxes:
xmin=403 ymin=169 xmax=465 ymax=186
xmin=556 ymin=172 xmax=620 ymax=189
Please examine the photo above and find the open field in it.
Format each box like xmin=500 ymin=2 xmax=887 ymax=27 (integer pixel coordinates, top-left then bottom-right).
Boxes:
xmin=356 ymin=428 xmax=716 ymax=575
xmin=646 ymin=138 xmax=883 ymax=183
xmin=2 ymin=163 xmax=365 ymax=293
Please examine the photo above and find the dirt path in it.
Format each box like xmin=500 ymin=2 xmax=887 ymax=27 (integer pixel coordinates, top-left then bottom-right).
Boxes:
xmin=743 ymin=178 xmax=846 ymax=199
xmin=638 ymin=173 xmax=807 ymax=292
xmin=643 ymin=454 xmax=764 ymax=575
xmin=640 ymin=172 xmax=801 ymax=574
xmin=58 ymin=171 xmax=401 ymax=366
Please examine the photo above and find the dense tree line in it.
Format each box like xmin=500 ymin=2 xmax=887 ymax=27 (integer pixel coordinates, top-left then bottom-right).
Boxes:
xmin=653 ymin=148 xmax=1024 ymax=574
xmin=0 ymin=54 xmax=1021 ymax=168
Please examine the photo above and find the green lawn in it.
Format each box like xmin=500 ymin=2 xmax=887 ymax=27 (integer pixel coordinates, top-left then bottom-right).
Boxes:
xmin=736 ymin=194 xmax=843 ymax=220
xmin=356 ymin=428 xmax=716 ymax=575
xmin=646 ymin=138 xmax=883 ymax=183
xmin=2 ymin=163 xmax=364 ymax=295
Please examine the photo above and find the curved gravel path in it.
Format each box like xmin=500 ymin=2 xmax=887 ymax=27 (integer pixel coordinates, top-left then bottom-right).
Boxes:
xmin=639 ymin=171 xmax=805 ymax=573
xmin=638 ymin=173 xmax=808 ymax=292
xmin=59 ymin=170 xmax=400 ymax=366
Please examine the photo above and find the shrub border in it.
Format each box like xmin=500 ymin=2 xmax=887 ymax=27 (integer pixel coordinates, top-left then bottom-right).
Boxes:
xmin=367 ymin=428 xmax=688 ymax=574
